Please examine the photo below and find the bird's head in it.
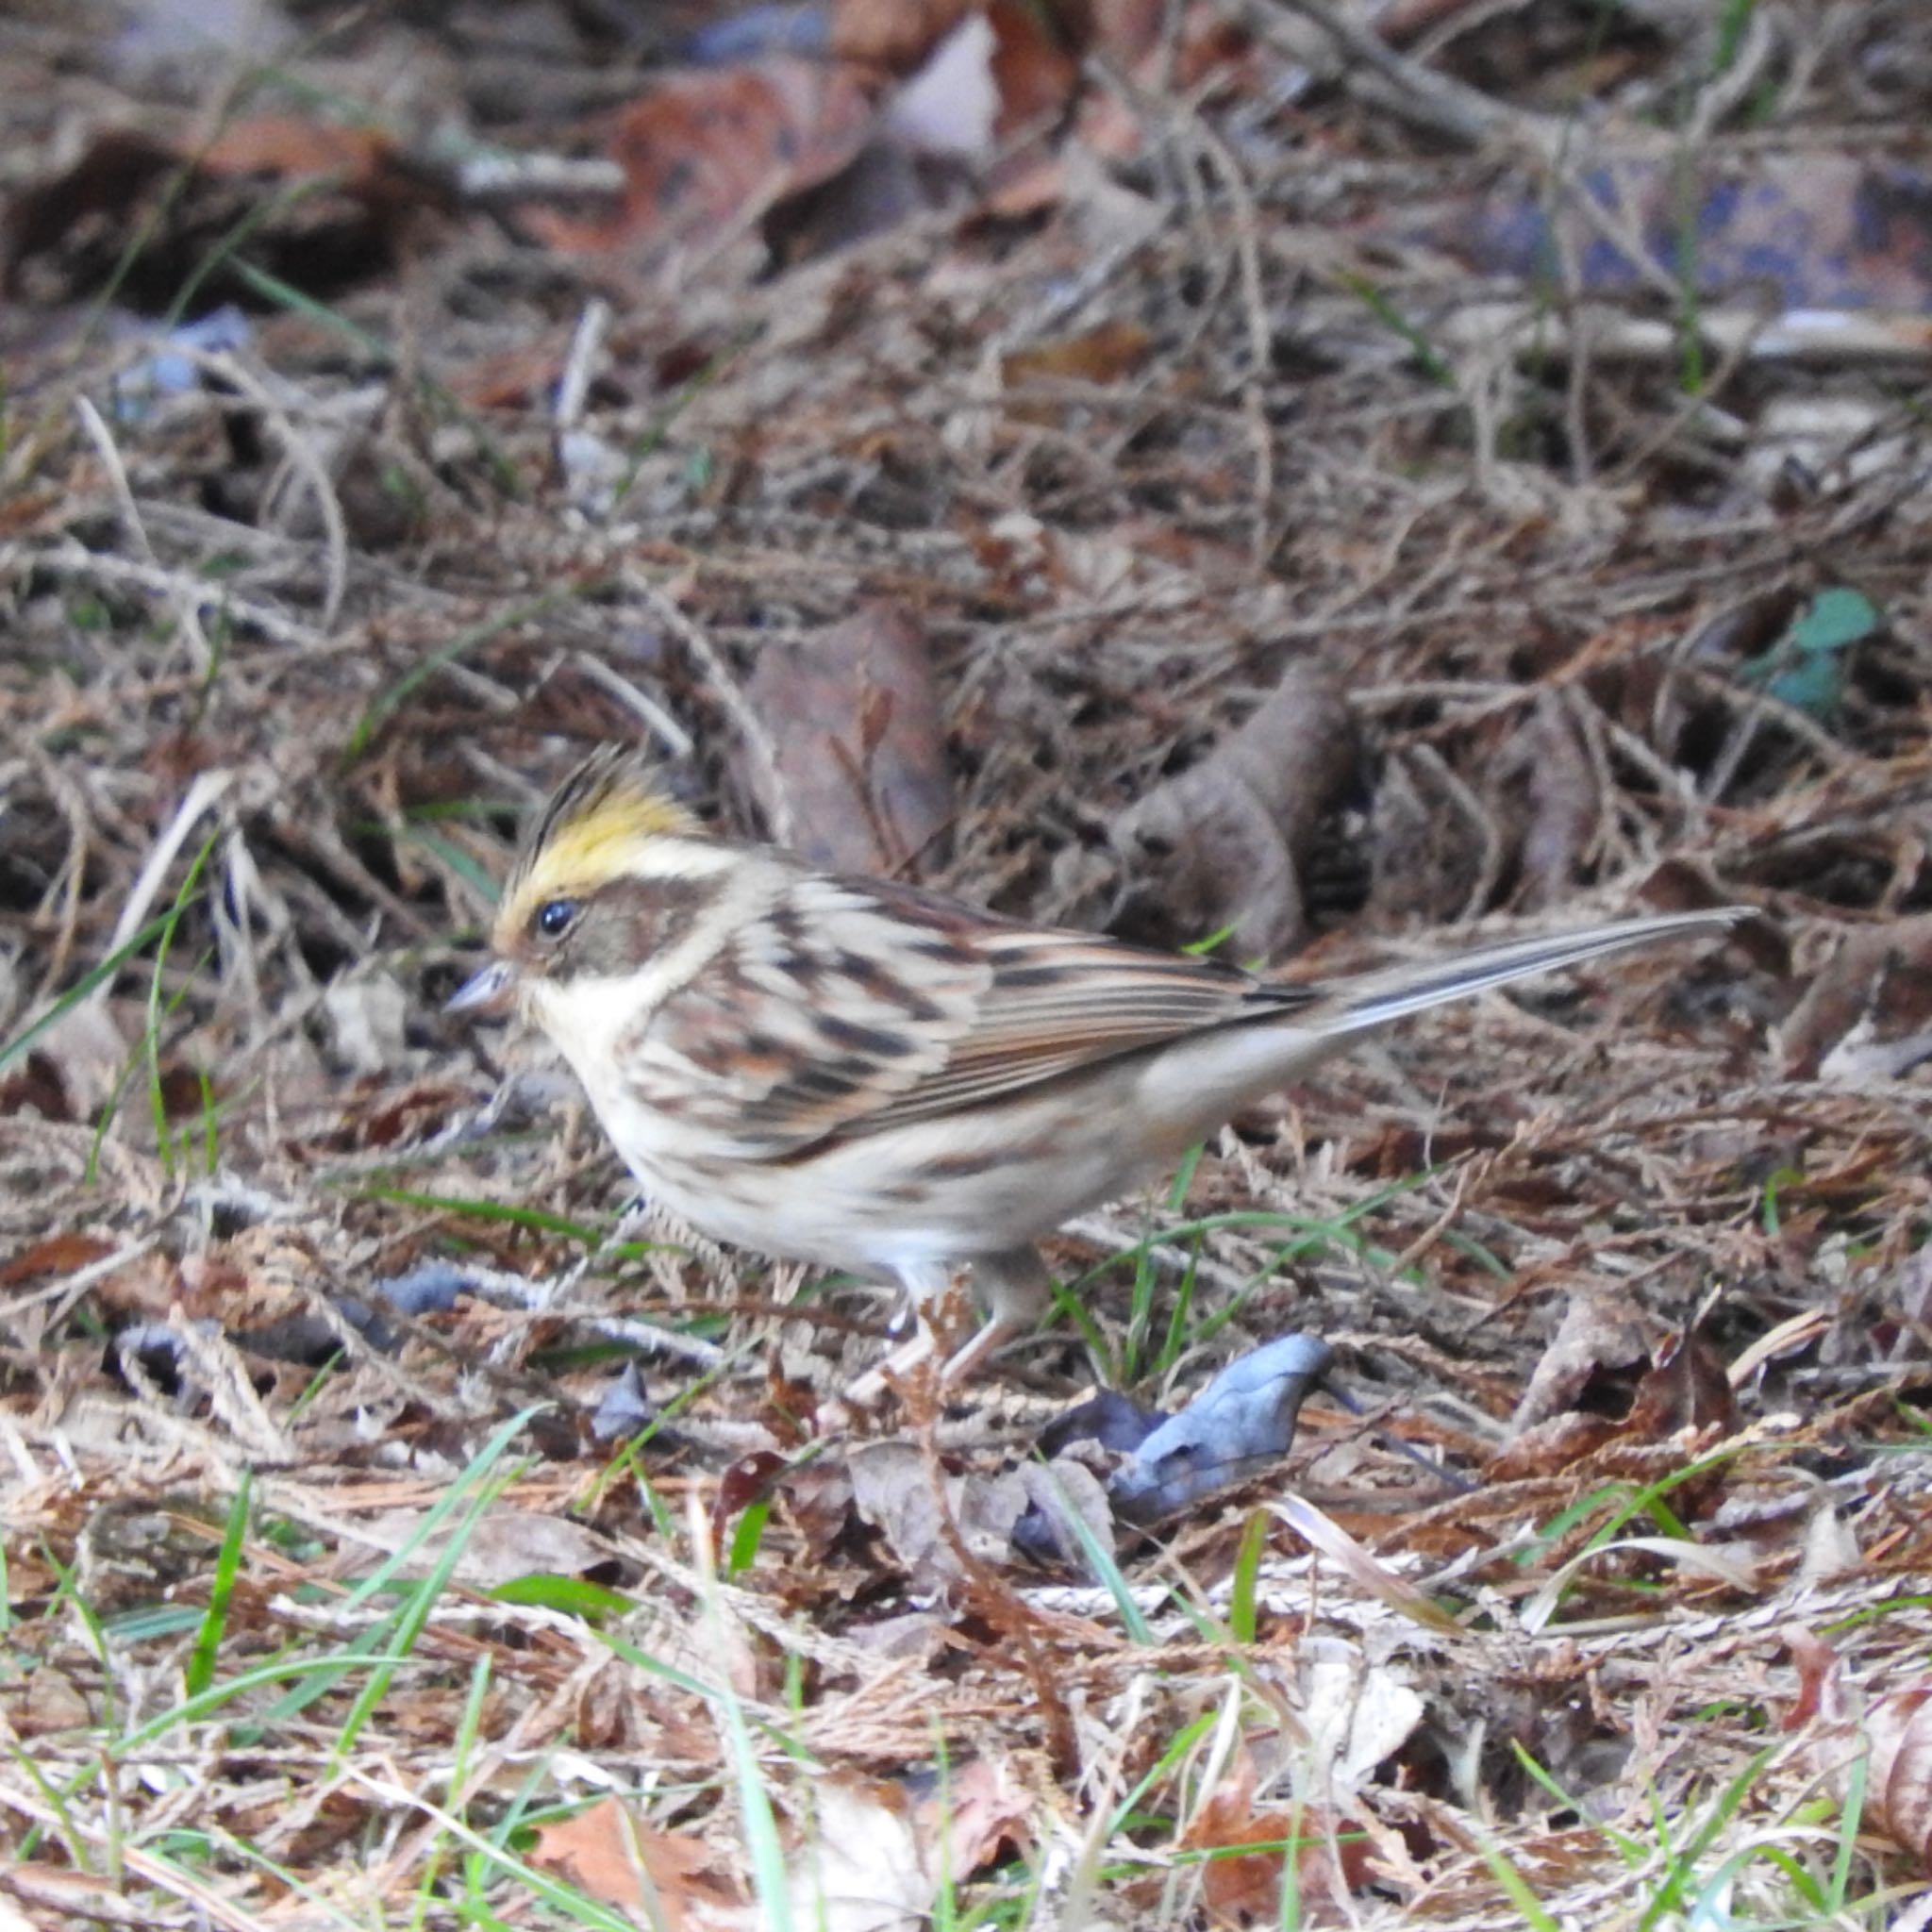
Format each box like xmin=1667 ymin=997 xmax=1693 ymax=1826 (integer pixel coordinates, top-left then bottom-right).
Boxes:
xmin=447 ymin=745 xmax=716 ymax=1032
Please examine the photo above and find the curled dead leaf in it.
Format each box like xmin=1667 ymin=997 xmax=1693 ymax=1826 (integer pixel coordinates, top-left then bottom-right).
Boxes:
xmin=1184 ymin=1754 xmax=1371 ymax=1926
xmin=1101 ymin=660 xmax=1361 ymax=958
xmin=1506 ymin=693 xmax=1603 ymax=908
xmin=1778 ymin=913 xmax=1932 ymax=1081
xmin=1789 ymin=1631 xmax=1932 ymax=1874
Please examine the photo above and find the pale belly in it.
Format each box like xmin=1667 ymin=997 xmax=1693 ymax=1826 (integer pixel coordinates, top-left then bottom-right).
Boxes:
xmin=604 ymin=1087 xmax=1177 ymax=1280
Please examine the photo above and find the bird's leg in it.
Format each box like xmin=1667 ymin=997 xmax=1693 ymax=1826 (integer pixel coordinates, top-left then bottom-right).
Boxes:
xmin=841 ymin=1262 xmax=955 ymax=1405
xmin=940 ymin=1246 xmax=1052 ymax=1384
xmin=842 ymin=1248 xmax=1053 ymax=1402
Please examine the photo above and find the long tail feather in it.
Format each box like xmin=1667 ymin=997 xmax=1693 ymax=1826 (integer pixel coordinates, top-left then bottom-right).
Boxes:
xmin=1323 ymin=908 xmax=1744 ymax=1035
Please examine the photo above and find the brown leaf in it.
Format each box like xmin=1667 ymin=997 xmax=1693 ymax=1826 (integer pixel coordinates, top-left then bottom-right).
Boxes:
xmin=1496 ymin=1306 xmax=1736 ymax=1492
xmin=1509 ymin=694 xmax=1603 ymax=908
xmin=1778 ymin=913 xmax=1932 ymax=1080
xmin=0 ymin=999 xmax=125 ymax=1124
xmin=777 ymin=1764 xmax=1029 ymax=1927
xmin=1184 ymin=1757 xmax=1366 ymax=1926
xmin=1790 ymin=1634 xmax=1932 ymax=1874
xmin=1099 ymin=660 xmax=1361 ymax=958
xmin=0 ymin=1231 xmax=114 ymax=1288
xmin=1867 ymin=1686 xmax=1932 ymax=1871
xmin=529 ymin=1796 xmax=738 ymax=1924
xmin=712 ymin=1449 xmax=790 ymax=1556
xmin=742 ymin=604 xmax=954 ymax=874
xmin=986 ymin=0 xmax=1086 ymax=138
xmin=920 ymin=1756 xmax=1033 ymax=1875
xmin=1510 ymin=1289 xmax=1652 ymax=1434
xmin=1001 ymin=320 xmax=1152 ymax=398
xmin=527 ymin=63 xmax=878 ymax=255
xmin=1623 ymin=1327 xmax=1738 ymax=1442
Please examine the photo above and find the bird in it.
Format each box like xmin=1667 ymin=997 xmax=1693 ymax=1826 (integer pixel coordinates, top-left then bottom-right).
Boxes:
xmin=449 ymin=744 xmax=1740 ymax=1388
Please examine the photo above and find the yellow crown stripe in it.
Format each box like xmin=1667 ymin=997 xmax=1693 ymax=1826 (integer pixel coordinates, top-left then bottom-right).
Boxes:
xmin=495 ymin=750 xmax=697 ymax=940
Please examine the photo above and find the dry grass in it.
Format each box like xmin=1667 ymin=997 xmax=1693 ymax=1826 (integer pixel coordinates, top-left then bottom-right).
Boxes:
xmin=1 ymin=3 xmax=1929 ymax=1925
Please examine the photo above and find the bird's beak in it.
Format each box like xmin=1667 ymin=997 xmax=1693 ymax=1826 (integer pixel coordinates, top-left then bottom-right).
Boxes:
xmin=446 ymin=958 xmax=515 ymax=1017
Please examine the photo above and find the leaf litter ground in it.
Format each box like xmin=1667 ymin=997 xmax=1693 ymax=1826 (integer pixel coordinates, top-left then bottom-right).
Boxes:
xmin=0 ymin=4 xmax=1929 ymax=1926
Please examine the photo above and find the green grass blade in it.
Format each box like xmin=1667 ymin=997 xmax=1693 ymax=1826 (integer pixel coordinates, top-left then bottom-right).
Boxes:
xmin=184 ymin=1470 xmax=252 ymax=1699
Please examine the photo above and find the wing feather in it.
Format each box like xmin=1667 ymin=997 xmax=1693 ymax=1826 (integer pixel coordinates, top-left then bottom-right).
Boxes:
xmin=623 ymin=873 xmax=1311 ymax=1155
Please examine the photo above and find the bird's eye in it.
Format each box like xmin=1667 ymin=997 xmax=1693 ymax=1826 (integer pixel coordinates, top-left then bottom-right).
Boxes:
xmin=535 ymin=897 xmax=579 ymax=941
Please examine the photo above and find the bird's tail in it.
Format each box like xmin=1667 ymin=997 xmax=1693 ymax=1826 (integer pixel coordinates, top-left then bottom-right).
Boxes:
xmin=1319 ymin=908 xmax=1744 ymax=1036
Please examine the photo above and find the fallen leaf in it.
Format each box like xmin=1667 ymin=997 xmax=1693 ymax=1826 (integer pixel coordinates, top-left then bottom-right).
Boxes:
xmin=786 ymin=1774 xmax=929 ymax=1931
xmin=1098 ymin=659 xmax=1362 ymax=958
xmin=526 ymin=63 xmax=879 ymax=256
xmin=1507 ymin=694 xmax=1602 ymax=908
xmin=0 ymin=1231 xmax=115 ymax=1287
xmin=1779 ymin=913 xmax=1932 ymax=1080
xmin=1509 ymin=1288 xmax=1652 ymax=1434
xmin=356 ymin=1507 xmax=623 ymax=1591
xmin=1184 ymin=1754 xmax=1369 ymax=1926
xmin=529 ymin=1796 xmax=738 ymax=1924
xmin=742 ymin=604 xmax=954 ymax=874
xmin=1790 ymin=1632 xmax=1932 ymax=1874
xmin=1001 ymin=319 xmax=1152 ymax=401
xmin=924 ymin=1755 xmax=1033 ymax=1874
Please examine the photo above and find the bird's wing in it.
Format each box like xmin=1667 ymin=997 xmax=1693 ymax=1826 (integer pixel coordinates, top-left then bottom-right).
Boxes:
xmin=623 ymin=873 xmax=1310 ymax=1157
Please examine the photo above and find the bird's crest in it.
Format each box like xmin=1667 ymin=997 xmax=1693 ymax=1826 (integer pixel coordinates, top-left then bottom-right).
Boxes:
xmin=496 ymin=747 xmax=699 ymax=941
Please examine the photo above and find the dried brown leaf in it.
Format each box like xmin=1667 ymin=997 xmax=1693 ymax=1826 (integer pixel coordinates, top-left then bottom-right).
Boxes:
xmin=1102 ymin=660 xmax=1360 ymax=958
xmin=1183 ymin=1756 xmax=1367 ymax=1926
xmin=1511 ymin=694 xmax=1603 ymax=908
xmin=529 ymin=1796 xmax=738 ymax=1924
xmin=528 ymin=63 xmax=878 ymax=255
xmin=742 ymin=604 xmax=953 ymax=874
xmin=1790 ymin=1633 xmax=1932 ymax=1874
xmin=1779 ymin=913 xmax=1932 ymax=1080
xmin=0 ymin=1230 xmax=114 ymax=1286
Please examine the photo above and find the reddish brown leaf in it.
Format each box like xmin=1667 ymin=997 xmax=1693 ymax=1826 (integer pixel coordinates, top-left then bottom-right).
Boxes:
xmin=529 ymin=1796 xmax=738 ymax=1924
xmin=526 ymin=63 xmax=878 ymax=255
xmin=916 ymin=1757 xmax=1033 ymax=1877
xmin=1790 ymin=1634 xmax=1932 ymax=1874
xmin=0 ymin=1231 xmax=114 ymax=1287
xmin=1867 ymin=1686 xmax=1932 ymax=1871
xmin=987 ymin=0 xmax=1086 ymax=137
xmin=1184 ymin=1759 xmax=1366 ymax=1926
xmin=712 ymin=1449 xmax=790 ymax=1552
xmin=1090 ymin=660 xmax=1361 ymax=959
xmin=1624 ymin=1327 xmax=1738 ymax=1441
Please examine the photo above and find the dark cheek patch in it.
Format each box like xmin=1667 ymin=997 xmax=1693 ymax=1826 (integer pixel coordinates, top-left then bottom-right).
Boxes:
xmin=556 ymin=874 xmax=722 ymax=980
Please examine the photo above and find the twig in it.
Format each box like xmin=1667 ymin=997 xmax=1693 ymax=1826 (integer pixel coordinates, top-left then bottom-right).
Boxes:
xmin=1227 ymin=0 xmax=1565 ymax=156
xmin=625 ymin=569 xmax=796 ymax=841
